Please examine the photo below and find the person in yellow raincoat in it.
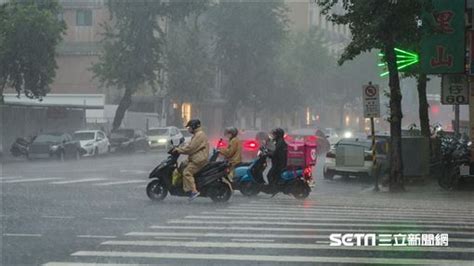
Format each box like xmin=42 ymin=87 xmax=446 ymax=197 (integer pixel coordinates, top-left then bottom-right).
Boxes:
xmin=173 ymin=119 xmax=209 ymax=201
xmin=218 ymin=127 xmax=242 ymax=181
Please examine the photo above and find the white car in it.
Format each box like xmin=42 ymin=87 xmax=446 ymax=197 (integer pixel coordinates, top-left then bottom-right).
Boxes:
xmin=73 ymin=130 xmax=110 ymax=157
xmin=180 ymin=129 xmax=192 ymax=144
xmin=147 ymin=127 xmax=183 ymax=149
xmin=323 ymin=138 xmax=374 ymax=179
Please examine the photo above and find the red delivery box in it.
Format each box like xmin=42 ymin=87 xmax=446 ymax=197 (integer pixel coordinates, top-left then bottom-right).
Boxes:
xmin=287 ymin=140 xmax=317 ymax=168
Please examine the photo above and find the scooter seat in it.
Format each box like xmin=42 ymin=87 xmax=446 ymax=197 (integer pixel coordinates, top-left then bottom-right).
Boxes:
xmin=196 ymin=161 xmax=227 ymax=176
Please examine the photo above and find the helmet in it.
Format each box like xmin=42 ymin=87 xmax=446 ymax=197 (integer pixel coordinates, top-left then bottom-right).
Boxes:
xmin=185 ymin=119 xmax=201 ymax=130
xmin=224 ymin=127 xmax=238 ymax=138
xmin=271 ymin=128 xmax=285 ymax=140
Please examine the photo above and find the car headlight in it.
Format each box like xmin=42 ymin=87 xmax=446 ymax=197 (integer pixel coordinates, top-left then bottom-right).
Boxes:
xmin=50 ymin=145 xmax=59 ymax=151
xmin=158 ymin=138 xmax=167 ymax=144
xmin=343 ymin=131 xmax=353 ymax=138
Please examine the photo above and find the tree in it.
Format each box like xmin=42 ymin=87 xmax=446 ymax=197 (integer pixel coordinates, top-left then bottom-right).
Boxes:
xmin=166 ymin=13 xmax=214 ymax=127
xmin=209 ymin=0 xmax=288 ymax=126
xmin=317 ymin=0 xmax=426 ymax=192
xmin=93 ymin=0 xmax=208 ymax=131
xmin=0 ymin=0 xmax=65 ymax=104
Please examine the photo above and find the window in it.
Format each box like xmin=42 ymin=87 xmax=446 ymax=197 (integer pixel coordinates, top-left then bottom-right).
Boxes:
xmin=76 ymin=9 xmax=92 ymax=26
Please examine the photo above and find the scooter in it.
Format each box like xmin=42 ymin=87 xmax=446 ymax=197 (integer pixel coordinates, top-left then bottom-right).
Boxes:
xmin=10 ymin=137 xmax=30 ymax=158
xmin=233 ymin=146 xmax=313 ymax=199
xmin=146 ymin=139 xmax=233 ymax=203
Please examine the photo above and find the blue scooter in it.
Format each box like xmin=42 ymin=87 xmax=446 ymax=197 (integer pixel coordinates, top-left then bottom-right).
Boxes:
xmin=232 ymin=146 xmax=312 ymax=199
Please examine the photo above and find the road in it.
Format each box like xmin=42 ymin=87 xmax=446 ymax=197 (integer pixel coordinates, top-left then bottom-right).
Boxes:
xmin=1 ymin=152 xmax=474 ymax=265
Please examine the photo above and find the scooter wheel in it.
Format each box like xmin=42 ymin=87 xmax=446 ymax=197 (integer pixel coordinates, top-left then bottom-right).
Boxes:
xmin=209 ymin=182 xmax=232 ymax=203
xmin=292 ymin=182 xmax=310 ymax=200
xmin=239 ymin=181 xmax=259 ymax=197
xmin=146 ymin=179 xmax=168 ymax=201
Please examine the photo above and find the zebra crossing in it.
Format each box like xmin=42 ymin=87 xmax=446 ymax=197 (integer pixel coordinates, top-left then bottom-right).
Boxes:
xmin=44 ymin=198 xmax=474 ymax=265
xmin=0 ymin=175 xmax=147 ymax=187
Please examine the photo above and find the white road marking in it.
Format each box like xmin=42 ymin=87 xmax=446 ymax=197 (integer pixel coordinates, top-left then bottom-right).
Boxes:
xmin=3 ymin=177 xmax=63 ymax=183
xmin=3 ymin=233 xmax=42 ymax=237
xmin=50 ymin=178 xmax=107 ymax=185
xmin=94 ymin=180 xmax=146 ymax=186
xmin=154 ymin=236 xmax=198 ymax=241
xmin=0 ymin=176 xmax=22 ymax=180
xmin=239 ymin=202 xmax=474 ymax=215
xmin=71 ymin=251 xmax=474 ymax=265
xmin=44 ymin=263 xmax=139 ymax=266
xmin=231 ymin=239 xmax=275 ymax=242
xmin=126 ymin=231 xmax=325 ymax=239
xmin=184 ymin=215 xmax=474 ymax=230
xmin=167 ymin=220 xmax=474 ymax=235
xmin=120 ymin=170 xmax=147 ymax=174
xmin=103 ymin=217 xmax=137 ymax=221
xmin=77 ymin=235 xmax=117 ymax=239
xmin=101 ymin=240 xmax=474 ymax=253
xmin=203 ymin=211 xmax=474 ymax=225
xmin=42 ymin=215 xmax=74 ymax=219
xmin=224 ymin=207 xmax=474 ymax=220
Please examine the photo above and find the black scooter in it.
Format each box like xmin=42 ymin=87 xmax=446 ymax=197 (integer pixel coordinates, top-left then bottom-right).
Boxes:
xmin=10 ymin=137 xmax=30 ymax=158
xmin=146 ymin=139 xmax=233 ymax=202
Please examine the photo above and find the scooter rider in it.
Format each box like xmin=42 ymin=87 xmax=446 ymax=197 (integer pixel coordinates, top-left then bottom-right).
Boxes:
xmin=172 ymin=119 xmax=209 ymax=201
xmin=218 ymin=127 xmax=242 ymax=179
xmin=267 ymin=128 xmax=288 ymax=186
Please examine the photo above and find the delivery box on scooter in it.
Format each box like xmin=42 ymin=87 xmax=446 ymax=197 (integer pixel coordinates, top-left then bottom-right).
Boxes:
xmin=287 ymin=140 xmax=317 ymax=168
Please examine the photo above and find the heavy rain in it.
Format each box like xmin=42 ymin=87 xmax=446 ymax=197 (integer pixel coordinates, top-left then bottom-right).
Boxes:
xmin=0 ymin=0 xmax=473 ymax=265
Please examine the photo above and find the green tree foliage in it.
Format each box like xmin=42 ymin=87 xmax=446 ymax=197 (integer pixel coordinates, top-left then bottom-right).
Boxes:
xmin=92 ymin=0 xmax=208 ymax=130
xmin=0 ymin=0 xmax=65 ymax=103
xmin=166 ymin=14 xmax=214 ymax=126
xmin=209 ymin=0 xmax=288 ymax=125
xmin=317 ymin=0 xmax=426 ymax=192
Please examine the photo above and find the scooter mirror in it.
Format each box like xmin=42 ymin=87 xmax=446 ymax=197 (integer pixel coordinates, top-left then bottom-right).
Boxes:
xmin=179 ymin=137 xmax=185 ymax=144
xmin=170 ymin=140 xmax=174 ymax=146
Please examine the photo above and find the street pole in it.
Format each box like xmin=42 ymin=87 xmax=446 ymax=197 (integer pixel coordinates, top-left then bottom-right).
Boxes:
xmin=454 ymin=104 xmax=460 ymax=134
xmin=371 ymin=116 xmax=379 ymax=191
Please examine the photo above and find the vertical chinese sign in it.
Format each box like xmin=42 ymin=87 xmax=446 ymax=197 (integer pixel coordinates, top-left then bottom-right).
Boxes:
xmin=421 ymin=0 xmax=465 ymax=74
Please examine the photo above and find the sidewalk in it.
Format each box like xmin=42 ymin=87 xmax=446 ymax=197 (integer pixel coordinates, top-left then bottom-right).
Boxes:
xmin=311 ymin=176 xmax=474 ymax=212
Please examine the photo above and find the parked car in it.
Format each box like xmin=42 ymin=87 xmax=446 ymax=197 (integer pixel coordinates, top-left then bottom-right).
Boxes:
xmin=147 ymin=127 xmax=183 ymax=149
xmin=109 ymin=128 xmax=149 ymax=153
xmin=180 ymin=129 xmax=192 ymax=143
xmin=73 ymin=130 xmax=110 ymax=157
xmin=323 ymin=137 xmax=374 ymax=179
xmin=28 ymin=132 xmax=83 ymax=160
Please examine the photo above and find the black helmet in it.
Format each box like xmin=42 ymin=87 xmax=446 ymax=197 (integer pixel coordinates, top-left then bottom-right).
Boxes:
xmin=271 ymin=128 xmax=285 ymax=139
xmin=224 ymin=127 xmax=238 ymax=138
xmin=185 ymin=119 xmax=201 ymax=130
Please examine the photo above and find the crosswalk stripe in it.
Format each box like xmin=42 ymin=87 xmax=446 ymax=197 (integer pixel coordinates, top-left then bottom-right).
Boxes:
xmin=126 ymin=231 xmax=326 ymax=239
xmin=94 ymin=180 xmax=146 ymax=186
xmin=70 ymin=251 xmax=474 ymax=265
xmin=167 ymin=220 xmax=474 ymax=235
xmin=241 ymin=202 xmax=474 ymax=215
xmin=44 ymin=263 xmax=139 ymax=266
xmin=50 ymin=178 xmax=107 ymax=185
xmin=223 ymin=207 xmax=474 ymax=219
xmin=201 ymin=211 xmax=474 ymax=225
xmin=3 ymin=178 xmax=63 ymax=183
xmin=0 ymin=176 xmax=22 ymax=180
xmin=183 ymin=215 xmax=474 ymax=230
xmin=101 ymin=240 xmax=474 ymax=253
xmin=148 ymin=226 xmax=474 ymax=243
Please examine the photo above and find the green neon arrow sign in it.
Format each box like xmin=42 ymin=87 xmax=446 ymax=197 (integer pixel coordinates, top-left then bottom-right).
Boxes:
xmin=378 ymin=48 xmax=419 ymax=77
